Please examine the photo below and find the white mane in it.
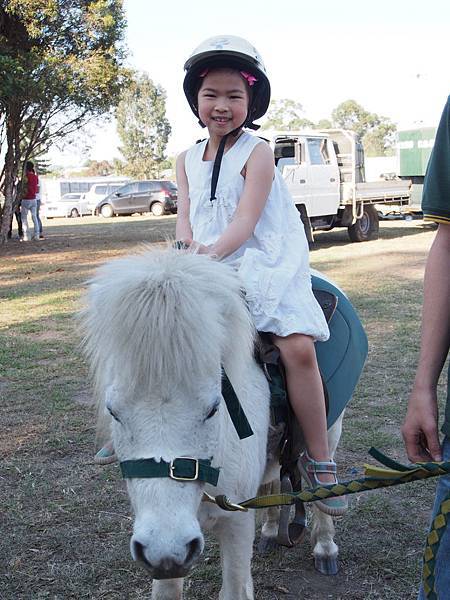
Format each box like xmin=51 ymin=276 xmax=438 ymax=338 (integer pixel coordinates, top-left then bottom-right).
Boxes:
xmin=79 ymin=248 xmax=256 ymax=417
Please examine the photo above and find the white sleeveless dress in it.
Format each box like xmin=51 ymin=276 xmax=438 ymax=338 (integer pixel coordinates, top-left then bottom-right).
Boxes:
xmin=184 ymin=131 xmax=329 ymax=341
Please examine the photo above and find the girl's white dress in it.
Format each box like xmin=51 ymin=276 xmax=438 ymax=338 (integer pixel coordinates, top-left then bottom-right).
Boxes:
xmin=185 ymin=131 xmax=329 ymax=341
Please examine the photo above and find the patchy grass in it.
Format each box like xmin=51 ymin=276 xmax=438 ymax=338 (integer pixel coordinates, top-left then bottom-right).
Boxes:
xmin=0 ymin=215 xmax=447 ymax=599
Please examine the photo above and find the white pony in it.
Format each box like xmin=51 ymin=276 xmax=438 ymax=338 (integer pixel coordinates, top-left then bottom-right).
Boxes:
xmin=81 ymin=248 xmax=342 ymax=600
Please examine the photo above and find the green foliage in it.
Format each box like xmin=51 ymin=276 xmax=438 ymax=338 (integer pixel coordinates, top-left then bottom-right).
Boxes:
xmin=331 ymin=99 xmax=396 ymax=156
xmin=316 ymin=118 xmax=332 ymax=129
xmin=116 ymin=72 xmax=171 ymax=179
xmin=261 ymin=99 xmax=314 ymax=131
xmin=81 ymin=159 xmax=115 ymax=176
xmin=0 ymin=0 xmax=128 ymax=241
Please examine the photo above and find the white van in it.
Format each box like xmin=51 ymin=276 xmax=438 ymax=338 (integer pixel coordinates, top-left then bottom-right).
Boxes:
xmin=85 ymin=179 xmax=129 ymax=212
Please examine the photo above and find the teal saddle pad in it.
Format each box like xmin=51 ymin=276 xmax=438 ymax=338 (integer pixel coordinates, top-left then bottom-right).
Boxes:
xmin=311 ymin=274 xmax=368 ymax=428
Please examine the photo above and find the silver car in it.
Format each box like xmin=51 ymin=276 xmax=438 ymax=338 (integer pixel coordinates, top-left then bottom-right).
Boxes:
xmin=95 ymin=180 xmax=177 ymax=218
xmin=45 ymin=193 xmax=90 ymax=218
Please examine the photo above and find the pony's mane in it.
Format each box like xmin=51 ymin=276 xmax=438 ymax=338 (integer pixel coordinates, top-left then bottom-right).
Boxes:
xmin=79 ymin=248 xmax=256 ymax=427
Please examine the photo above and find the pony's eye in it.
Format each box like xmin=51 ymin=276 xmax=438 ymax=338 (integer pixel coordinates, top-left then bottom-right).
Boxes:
xmin=107 ymin=406 xmax=121 ymax=423
xmin=205 ymin=403 xmax=219 ymax=420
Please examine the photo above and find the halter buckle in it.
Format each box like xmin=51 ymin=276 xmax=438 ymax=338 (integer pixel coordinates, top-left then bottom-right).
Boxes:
xmin=169 ymin=457 xmax=199 ymax=481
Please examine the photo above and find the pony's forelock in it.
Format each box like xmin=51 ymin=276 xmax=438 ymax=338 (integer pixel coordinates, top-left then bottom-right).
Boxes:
xmin=78 ymin=248 xmax=255 ymax=436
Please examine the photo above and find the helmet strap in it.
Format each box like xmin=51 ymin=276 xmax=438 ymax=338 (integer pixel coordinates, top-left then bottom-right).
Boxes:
xmin=210 ymin=134 xmax=228 ymax=202
xmin=210 ymin=124 xmax=244 ymax=203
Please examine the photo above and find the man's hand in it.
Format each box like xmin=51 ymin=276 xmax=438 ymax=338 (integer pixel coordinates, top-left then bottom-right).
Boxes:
xmin=401 ymin=387 xmax=442 ymax=462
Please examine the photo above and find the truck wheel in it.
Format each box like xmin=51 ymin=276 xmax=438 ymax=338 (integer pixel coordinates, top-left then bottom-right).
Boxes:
xmin=348 ymin=205 xmax=379 ymax=242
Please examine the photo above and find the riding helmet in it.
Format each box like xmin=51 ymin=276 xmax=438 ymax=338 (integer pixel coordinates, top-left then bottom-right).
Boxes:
xmin=183 ymin=35 xmax=271 ymax=129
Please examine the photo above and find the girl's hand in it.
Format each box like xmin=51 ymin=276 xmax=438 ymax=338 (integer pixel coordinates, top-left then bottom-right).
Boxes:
xmin=175 ymin=238 xmax=211 ymax=255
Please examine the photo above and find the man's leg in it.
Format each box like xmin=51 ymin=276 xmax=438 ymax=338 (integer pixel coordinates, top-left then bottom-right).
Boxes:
xmin=16 ymin=209 xmax=23 ymax=238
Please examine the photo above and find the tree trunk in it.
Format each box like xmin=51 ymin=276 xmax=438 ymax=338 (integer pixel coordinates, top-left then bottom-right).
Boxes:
xmin=0 ymin=109 xmax=21 ymax=245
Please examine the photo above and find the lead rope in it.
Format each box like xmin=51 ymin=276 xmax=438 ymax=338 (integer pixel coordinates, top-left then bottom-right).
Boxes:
xmin=201 ymin=448 xmax=450 ymax=597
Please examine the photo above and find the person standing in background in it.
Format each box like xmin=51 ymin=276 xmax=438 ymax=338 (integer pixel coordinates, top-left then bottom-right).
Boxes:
xmin=21 ymin=161 xmax=40 ymax=241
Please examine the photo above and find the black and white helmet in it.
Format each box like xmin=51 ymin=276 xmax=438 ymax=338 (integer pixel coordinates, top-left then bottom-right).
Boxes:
xmin=183 ymin=35 xmax=271 ymax=129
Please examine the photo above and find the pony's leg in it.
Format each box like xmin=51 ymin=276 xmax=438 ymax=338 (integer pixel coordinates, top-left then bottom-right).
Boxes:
xmin=310 ymin=414 xmax=344 ymax=575
xmin=310 ymin=506 xmax=338 ymax=575
xmin=216 ymin=512 xmax=255 ymax=600
xmin=152 ymin=578 xmax=184 ymax=600
xmin=258 ymin=479 xmax=280 ymax=553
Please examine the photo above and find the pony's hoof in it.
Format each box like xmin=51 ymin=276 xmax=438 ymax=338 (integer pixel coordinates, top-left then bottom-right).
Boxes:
xmin=257 ymin=534 xmax=278 ymax=554
xmin=314 ymin=555 xmax=339 ymax=575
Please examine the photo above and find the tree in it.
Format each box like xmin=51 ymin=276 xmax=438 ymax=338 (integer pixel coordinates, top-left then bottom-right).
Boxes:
xmin=331 ymin=99 xmax=396 ymax=156
xmin=316 ymin=118 xmax=333 ymax=130
xmin=261 ymin=99 xmax=314 ymax=131
xmin=0 ymin=0 xmax=127 ymax=243
xmin=82 ymin=159 xmax=115 ymax=177
xmin=362 ymin=122 xmax=397 ymax=157
xmin=116 ymin=72 xmax=171 ymax=179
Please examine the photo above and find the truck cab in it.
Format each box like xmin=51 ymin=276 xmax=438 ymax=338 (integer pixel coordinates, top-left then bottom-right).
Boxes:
xmin=272 ymin=129 xmax=411 ymax=242
xmin=275 ymin=133 xmax=340 ymax=217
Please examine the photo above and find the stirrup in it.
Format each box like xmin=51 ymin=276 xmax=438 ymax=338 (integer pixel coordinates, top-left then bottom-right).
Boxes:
xmin=276 ymin=473 xmax=307 ymax=547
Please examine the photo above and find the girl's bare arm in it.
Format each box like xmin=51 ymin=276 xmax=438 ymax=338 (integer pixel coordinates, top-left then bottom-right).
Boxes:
xmin=175 ymin=151 xmax=193 ymax=241
xmin=208 ymin=141 xmax=274 ymax=258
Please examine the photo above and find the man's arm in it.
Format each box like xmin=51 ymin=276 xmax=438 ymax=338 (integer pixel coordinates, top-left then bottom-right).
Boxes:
xmin=402 ymin=223 xmax=450 ymax=462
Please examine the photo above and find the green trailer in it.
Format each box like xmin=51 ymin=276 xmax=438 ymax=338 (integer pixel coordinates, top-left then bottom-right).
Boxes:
xmin=397 ymin=127 xmax=436 ymax=212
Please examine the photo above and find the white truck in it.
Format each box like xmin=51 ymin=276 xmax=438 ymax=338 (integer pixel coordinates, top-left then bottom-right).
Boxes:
xmin=272 ymin=129 xmax=411 ymax=242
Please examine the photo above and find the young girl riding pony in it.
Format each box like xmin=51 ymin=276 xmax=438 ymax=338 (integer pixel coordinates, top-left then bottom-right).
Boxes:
xmin=175 ymin=35 xmax=346 ymax=516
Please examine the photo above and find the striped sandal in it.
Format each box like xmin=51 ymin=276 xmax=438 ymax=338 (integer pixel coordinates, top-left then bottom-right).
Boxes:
xmin=297 ymin=450 xmax=348 ymax=517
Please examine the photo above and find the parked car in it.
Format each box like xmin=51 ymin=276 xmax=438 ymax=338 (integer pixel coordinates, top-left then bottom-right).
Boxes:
xmin=84 ymin=180 xmax=129 ymax=213
xmin=94 ymin=180 xmax=177 ymax=218
xmin=44 ymin=193 xmax=90 ymax=219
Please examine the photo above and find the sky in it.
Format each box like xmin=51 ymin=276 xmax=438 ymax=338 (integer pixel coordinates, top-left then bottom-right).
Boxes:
xmin=50 ymin=0 xmax=450 ymax=166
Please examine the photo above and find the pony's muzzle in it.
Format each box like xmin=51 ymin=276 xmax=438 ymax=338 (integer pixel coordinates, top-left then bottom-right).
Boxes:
xmin=131 ymin=535 xmax=204 ymax=578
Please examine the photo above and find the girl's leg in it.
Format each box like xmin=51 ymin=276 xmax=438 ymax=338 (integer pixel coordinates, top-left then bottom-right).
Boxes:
xmin=272 ymin=333 xmax=333 ymax=483
xmin=272 ymin=333 xmax=347 ymax=516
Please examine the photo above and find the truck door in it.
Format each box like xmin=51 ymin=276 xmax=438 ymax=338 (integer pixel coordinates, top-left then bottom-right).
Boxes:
xmin=306 ymin=137 xmax=340 ymax=216
xmin=281 ymin=138 xmax=312 ymax=213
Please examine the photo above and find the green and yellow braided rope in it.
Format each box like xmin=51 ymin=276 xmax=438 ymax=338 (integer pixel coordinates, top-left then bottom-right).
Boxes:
xmin=422 ymin=491 xmax=450 ymax=600
xmin=202 ymin=447 xmax=450 ymax=597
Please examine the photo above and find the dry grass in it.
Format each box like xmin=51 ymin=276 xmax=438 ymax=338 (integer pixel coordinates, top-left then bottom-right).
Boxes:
xmin=0 ymin=215 xmax=446 ymax=599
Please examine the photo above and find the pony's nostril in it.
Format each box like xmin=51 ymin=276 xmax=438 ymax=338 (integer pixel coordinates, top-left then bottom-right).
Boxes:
xmin=185 ymin=536 xmax=202 ymax=564
xmin=132 ymin=540 xmax=149 ymax=565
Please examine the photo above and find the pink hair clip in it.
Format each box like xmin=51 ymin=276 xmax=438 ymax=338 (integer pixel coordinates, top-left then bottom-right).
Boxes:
xmin=240 ymin=71 xmax=258 ymax=86
xmin=198 ymin=68 xmax=257 ymax=87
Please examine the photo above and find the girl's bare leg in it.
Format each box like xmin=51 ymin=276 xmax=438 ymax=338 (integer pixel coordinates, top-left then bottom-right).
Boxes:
xmin=272 ymin=333 xmax=335 ymax=485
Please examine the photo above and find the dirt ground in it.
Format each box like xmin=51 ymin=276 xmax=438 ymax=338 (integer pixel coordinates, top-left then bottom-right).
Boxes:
xmin=0 ymin=214 xmax=446 ymax=599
